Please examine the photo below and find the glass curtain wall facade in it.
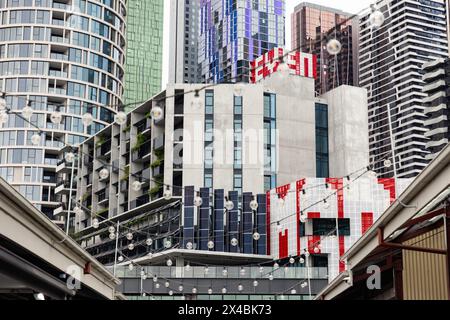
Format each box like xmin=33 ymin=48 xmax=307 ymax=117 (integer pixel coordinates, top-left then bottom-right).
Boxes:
xmin=199 ymin=0 xmax=285 ymax=84
xmin=0 ymin=0 xmax=125 ymax=219
xmin=123 ymin=0 xmax=163 ymax=106
xmin=291 ymin=3 xmax=356 ymax=95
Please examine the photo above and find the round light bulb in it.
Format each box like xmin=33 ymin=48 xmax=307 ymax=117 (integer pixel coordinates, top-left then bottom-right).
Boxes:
xmin=153 ymin=275 xmax=158 ymax=283
xmin=259 ymin=266 xmax=264 ymax=273
xmin=168 ymin=290 xmax=173 ymax=296
xmin=50 ymin=111 xmax=62 ymax=124
xmin=166 ymin=259 xmax=173 ymax=267
xmin=186 ymin=242 xmax=193 ymax=250
xmin=208 ymin=288 xmax=213 ymax=295
xmin=221 ymin=287 xmax=227 ymax=294
xmin=108 ymin=226 xmax=115 ymax=233
xmin=146 ymin=238 xmax=153 ymax=246
xmin=204 ymin=266 xmax=209 ymax=274
xmin=301 ymin=282 xmax=308 ymax=289
xmin=109 ymin=232 xmax=116 ymax=240
xmin=253 ymin=280 xmax=259 ymax=287
xmin=225 ymin=200 xmax=234 ymax=211
xmin=163 ymin=188 xmax=172 ymax=200
xmin=207 ymin=241 xmax=214 ymax=249
xmin=128 ymin=263 xmax=133 ymax=271
xmin=82 ymin=113 xmax=94 ymax=126
xmin=240 ymin=268 xmax=246 ymax=276
xmin=300 ymin=215 xmax=307 ymax=223
xmin=231 ymin=238 xmax=238 ymax=247
xmin=178 ymin=285 xmax=184 ymax=292
xmin=118 ymin=256 xmax=124 ymax=262
xmin=150 ymin=106 xmax=164 ymax=121
xmin=253 ymin=232 xmax=261 ymax=241
xmin=250 ymin=199 xmax=259 ymax=211
xmin=269 ymin=274 xmax=274 ymax=281
xmin=368 ymin=170 xmax=377 ymax=178
xmin=92 ymin=218 xmax=99 ymax=229
xmin=126 ymin=232 xmax=133 ymax=241
xmin=185 ymin=264 xmax=191 ymax=271
xmin=384 ymin=159 xmax=392 ymax=168
xmin=155 ymin=283 xmax=160 ymax=289
xmin=194 ymin=195 xmax=203 ymax=207
xmin=289 ymin=257 xmax=295 ymax=264
xmin=99 ymin=168 xmax=109 ymax=180
xmin=323 ymin=201 xmax=330 ymax=210
xmin=299 ymin=257 xmax=305 ymax=264
xmin=369 ymin=8 xmax=385 ymax=28
xmin=222 ymin=268 xmax=228 ymax=276
xmin=291 ymin=289 xmax=297 ymax=295
xmin=31 ymin=133 xmax=41 ymax=146
xmin=65 ymin=152 xmax=75 ymax=163
xmin=165 ymin=240 xmax=172 ymax=248
xmin=165 ymin=281 xmax=170 ymax=288
xmin=114 ymin=111 xmax=127 ymax=125
xmin=314 ymin=246 xmax=320 ymax=254
xmin=22 ymin=105 xmax=34 ymax=119
xmin=128 ymin=243 xmax=134 ymax=251
xmin=273 ymin=262 xmax=279 ymax=269
xmin=326 ymin=39 xmax=342 ymax=55
xmin=238 ymin=284 xmax=243 ymax=292
xmin=192 ymin=287 xmax=197 ymax=294
xmin=132 ymin=181 xmax=142 ymax=191
xmin=0 ymin=112 xmax=9 ymax=124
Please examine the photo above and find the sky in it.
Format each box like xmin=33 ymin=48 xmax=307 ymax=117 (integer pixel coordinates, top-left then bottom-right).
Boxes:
xmin=161 ymin=0 xmax=375 ymax=87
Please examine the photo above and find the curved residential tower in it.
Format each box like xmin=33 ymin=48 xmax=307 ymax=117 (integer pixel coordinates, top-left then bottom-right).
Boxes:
xmin=0 ymin=0 xmax=126 ymax=220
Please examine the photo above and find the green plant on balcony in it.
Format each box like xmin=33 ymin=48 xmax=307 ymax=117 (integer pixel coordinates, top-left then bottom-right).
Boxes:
xmin=96 ymin=135 xmax=106 ymax=148
xmin=149 ymin=186 xmax=161 ymax=198
xmin=122 ymin=124 xmax=131 ymax=133
xmin=154 ymin=149 xmax=164 ymax=160
xmin=150 ymin=158 xmax=162 ymax=169
xmin=120 ymin=166 xmax=130 ymax=181
xmin=145 ymin=111 xmax=152 ymax=119
xmin=132 ymin=133 xmax=146 ymax=152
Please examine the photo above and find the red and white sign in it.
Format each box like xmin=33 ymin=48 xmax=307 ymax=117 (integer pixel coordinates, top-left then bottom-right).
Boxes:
xmin=250 ymin=47 xmax=317 ymax=83
xmin=266 ymin=177 xmax=412 ymax=282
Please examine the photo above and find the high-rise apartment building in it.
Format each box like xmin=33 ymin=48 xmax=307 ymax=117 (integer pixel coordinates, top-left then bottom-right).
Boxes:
xmin=168 ymin=0 xmax=201 ymax=84
xmin=0 ymin=0 xmax=126 ymax=221
xmin=123 ymin=0 xmax=164 ymax=105
xmin=359 ymin=0 xmax=448 ymax=178
xmin=422 ymin=58 xmax=450 ymax=160
xmin=198 ymin=0 xmax=285 ymax=84
xmin=291 ymin=2 xmax=358 ymax=95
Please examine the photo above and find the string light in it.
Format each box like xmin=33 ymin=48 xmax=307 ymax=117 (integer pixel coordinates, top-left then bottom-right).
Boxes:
xmin=384 ymin=159 xmax=392 ymax=168
xmin=82 ymin=113 xmax=94 ymax=126
xmin=126 ymin=232 xmax=133 ymax=241
xmin=166 ymin=259 xmax=173 ymax=267
xmin=237 ymin=284 xmax=244 ymax=292
xmin=155 ymin=283 xmax=160 ymax=289
xmin=289 ymin=257 xmax=295 ymax=264
xmin=300 ymin=214 xmax=307 ymax=223
xmin=118 ymin=256 xmax=124 ymax=262
xmin=178 ymin=285 xmax=184 ymax=292
xmin=191 ymin=90 xmax=202 ymax=108
xmin=208 ymin=288 xmax=213 ymax=295
xmin=22 ymin=105 xmax=34 ymax=119
xmin=192 ymin=287 xmax=197 ymax=294
xmin=369 ymin=4 xmax=385 ymax=28
xmin=207 ymin=241 xmax=215 ymax=249
xmin=259 ymin=266 xmax=264 ymax=273
xmin=150 ymin=105 xmax=164 ymax=121
xmin=108 ymin=226 xmax=115 ymax=233
xmin=222 ymin=268 xmax=228 ymax=276
xmin=92 ymin=218 xmax=99 ymax=229
xmin=204 ymin=266 xmax=209 ymax=274
xmin=168 ymin=290 xmax=173 ymax=296
xmin=99 ymin=168 xmax=110 ymax=180
xmin=50 ymin=111 xmax=62 ymax=124
xmin=231 ymin=238 xmax=238 ymax=247
xmin=253 ymin=280 xmax=259 ymax=287
xmin=146 ymin=238 xmax=153 ymax=246
xmin=128 ymin=243 xmax=135 ymax=251
xmin=301 ymin=281 xmax=308 ymax=289
xmin=163 ymin=186 xmax=172 ymax=200
xmin=326 ymin=39 xmax=342 ymax=55
xmin=273 ymin=262 xmax=279 ymax=269
xmin=252 ymin=232 xmax=261 ymax=241
xmin=250 ymin=198 xmax=259 ymax=211
xmin=128 ymin=263 xmax=134 ymax=271
xmin=165 ymin=239 xmax=172 ymax=248
xmin=268 ymin=274 xmax=274 ymax=281
xmin=114 ymin=111 xmax=127 ymax=125
xmin=194 ymin=192 xmax=203 ymax=207
xmin=65 ymin=152 xmax=75 ymax=163
xmin=185 ymin=263 xmax=191 ymax=272
xmin=221 ymin=287 xmax=227 ymax=294
xmin=186 ymin=242 xmax=193 ymax=250
xmin=153 ymin=275 xmax=158 ymax=283
xmin=109 ymin=233 xmax=116 ymax=240
xmin=165 ymin=281 xmax=170 ymax=288
xmin=132 ymin=181 xmax=142 ymax=191
xmin=240 ymin=267 xmax=246 ymax=276
xmin=30 ymin=133 xmax=41 ymax=146
xmin=299 ymin=257 xmax=305 ymax=264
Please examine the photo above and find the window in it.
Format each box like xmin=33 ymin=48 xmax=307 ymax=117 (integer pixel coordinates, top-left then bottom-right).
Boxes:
xmin=315 ymin=103 xmax=329 ymax=178
xmin=312 ymin=219 xmax=351 ymax=236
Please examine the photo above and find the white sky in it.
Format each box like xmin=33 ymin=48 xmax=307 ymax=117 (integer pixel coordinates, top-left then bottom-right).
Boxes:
xmin=161 ymin=0 xmax=375 ymax=87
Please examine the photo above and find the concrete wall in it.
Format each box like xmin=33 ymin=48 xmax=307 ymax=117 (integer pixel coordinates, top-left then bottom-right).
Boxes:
xmin=324 ymin=85 xmax=369 ymax=177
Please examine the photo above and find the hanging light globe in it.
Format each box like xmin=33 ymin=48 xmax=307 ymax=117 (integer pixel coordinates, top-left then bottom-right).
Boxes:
xmin=291 ymin=289 xmax=297 ymax=295
xmin=250 ymin=199 xmax=259 ymax=211
xmin=50 ymin=111 xmax=62 ymax=124
xmin=231 ymin=238 xmax=238 ymax=247
xmin=82 ymin=113 xmax=94 ymax=126
xmin=222 ymin=268 xmax=228 ymax=276
xmin=126 ymin=232 xmax=133 ymax=241
xmin=132 ymin=181 xmax=142 ymax=191
xmin=259 ymin=266 xmax=264 ymax=273
xmin=186 ymin=241 xmax=193 ymax=250
xmin=369 ymin=7 xmax=385 ymax=28
xmin=204 ymin=266 xmax=209 ymax=274
xmin=207 ymin=241 xmax=214 ymax=249
xmin=268 ymin=274 xmax=274 ymax=281
xmin=240 ymin=267 xmax=246 ymax=276
xmin=273 ymin=262 xmax=279 ymax=269
xmin=194 ymin=195 xmax=203 ymax=207
xmin=65 ymin=152 xmax=75 ymax=163
xmin=326 ymin=39 xmax=342 ymax=55
xmin=155 ymin=283 xmax=160 ymax=289
xmin=165 ymin=281 xmax=170 ymax=288
xmin=166 ymin=259 xmax=173 ymax=267
xmin=168 ymin=290 xmax=173 ymax=296
xmin=191 ymin=90 xmax=202 ymax=108
xmin=146 ymin=238 xmax=153 ymax=246
xmin=253 ymin=280 xmax=259 ymax=287
xmin=109 ymin=232 xmax=116 ymax=240
xmin=289 ymin=257 xmax=295 ymax=264
xmin=128 ymin=263 xmax=134 ymax=271
xmin=128 ymin=243 xmax=135 ymax=251
xmin=384 ymin=159 xmax=392 ymax=168
xmin=192 ymin=287 xmax=197 ymax=294
xmin=299 ymin=257 xmax=305 ymax=264
xmin=0 ymin=112 xmax=9 ymax=124
xmin=99 ymin=168 xmax=109 ymax=180
xmin=108 ymin=226 xmax=115 ymax=233
xmin=314 ymin=246 xmax=320 ymax=254
xmin=221 ymin=287 xmax=227 ymax=294
xmin=114 ymin=111 xmax=127 ymax=125
xmin=22 ymin=105 xmax=34 ymax=119
xmin=237 ymin=284 xmax=243 ymax=292
xmin=253 ymin=232 xmax=261 ymax=241
xmin=163 ymin=188 xmax=172 ymax=200
xmin=225 ymin=199 xmax=234 ymax=211
xmin=301 ymin=282 xmax=308 ymax=289
xmin=208 ymin=288 xmax=213 ymax=295
xmin=300 ymin=214 xmax=308 ymax=223
xmin=304 ymin=250 xmax=310 ymax=258
xmin=150 ymin=106 xmax=164 ymax=121
xmin=31 ymin=133 xmax=41 ymax=146
xmin=178 ymin=285 xmax=184 ymax=292
xmin=118 ymin=256 xmax=124 ymax=262
xmin=153 ymin=275 xmax=158 ymax=283
xmin=92 ymin=218 xmax=99 ymax=229
xmin=185 ymin=263 xmax=191 ymax=272
xmin=165 ymin=240 xmax=172 ymax=248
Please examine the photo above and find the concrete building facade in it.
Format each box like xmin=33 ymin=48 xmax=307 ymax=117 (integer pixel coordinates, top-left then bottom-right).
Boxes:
xmin=359 ymin=0 xmax=449 ymax=178
xmin=0 ymin=0 xmax=125 ymax=221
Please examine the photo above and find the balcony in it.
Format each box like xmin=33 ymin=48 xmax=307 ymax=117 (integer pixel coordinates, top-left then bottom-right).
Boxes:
xmin=97 ymin=188 xmax=109 ymax=205
xmin=50 ymin=52 xmax=68 ymax=61
xmin=53 ymin=203 xmax=68 ymax=217
xmin=120 ymin=180 xmax=129 ymax=193
xmin=112 ymin=160 xmax=120 ymax=174
xmin=152 ymin=164 xmax=164 ymax=177
xmin=55 ymin=179 xmax=76 ymax=195
xmin=132 ymin=141 xmax=151 ymax=163
xmin=96 ymin=141 xmax=112 ymax=159
xmin=136 ymin=118 xmax=152 ymax=134
xmin=56 ymin=158 xmax=78 ymax=173
xmin=130 ymin=193 xmax=150 ymax=209
xmin=48 ymin=70 xmax=68 ymax=78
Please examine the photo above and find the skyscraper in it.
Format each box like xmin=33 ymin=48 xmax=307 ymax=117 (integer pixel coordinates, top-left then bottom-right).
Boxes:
xmin=359 ymin=0 xmax=448 ymax=178
xmin=0 ymin=0 xmax=126 ymax=221
xmin=168 ymin=0 xmax=201 ymax=84
xmin=123 ymin=0 xmax=164 ymax=105
xmin=291 ymin=2 xmax=358 ymax=95
xmin=422 ymin=58 xmax=450 ymax=160
xmin=199 ymin=0 xmax=285 ymax=84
